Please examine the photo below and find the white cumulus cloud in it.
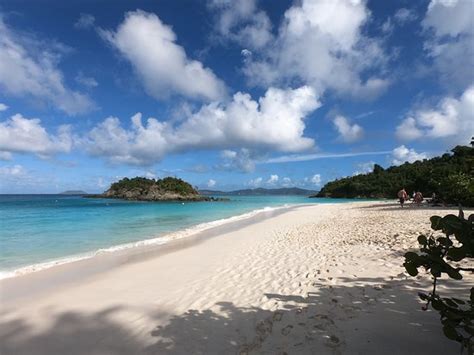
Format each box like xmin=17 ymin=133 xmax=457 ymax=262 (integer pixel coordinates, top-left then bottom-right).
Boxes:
xmin=247 ymin=177 xmax=263 ymax=187
xmin=309 ymin=174 xmax=321 ymax=185
xmin=395 ymin=117 xmax=423 ymax=141
xmin=0 ymin=114 xmax=72 ymax=158
xmin=0 ymin=103 xmax=8 ymax=111
xmin=84 ymin=86 xmax=320 ymax=166
xmin=74 ymin=13 xmax=96 ymax=30
xmin=333 ymin=115 xmax=364 ymax=143
xmin=101 ymin=10 xmax=226 ymax=101
xmin=392 ymin=145 xmax=428 ymax=166
xmin=208 ymin=0 xmax=273 ymax=49
xmin=75 ymin=72 xmax=98 ymax=88
xmin=281 ymin=177 xmax=292 ymax=187
xmin=396 ymin=86 xmax=474 ymax=145
xmin=217 ymin=149 xmax=257 ymax=172
xmin=242 ymin=0 xmax=390 ymax=99
xmin=0 ymin=164 xmax=26 ymax=177
xmin=0 ymin=18 xmax=94 ymax=115
xmin=394 ymin=8 xmax=417 ymax=25
xmin=267 ymin=174 xmax=279 ymax=184
xmin=241 ymin=48 xmax=252 ymax=57
xmin=353 ymin=161 xmax=375 ymax=176
xmin=0 ymin=151 xmax=12 ymax=160
xmin=422 ymin=0 xmax=474 ymax=89
xmin=207 ymin=179 xmax=216 ymax=187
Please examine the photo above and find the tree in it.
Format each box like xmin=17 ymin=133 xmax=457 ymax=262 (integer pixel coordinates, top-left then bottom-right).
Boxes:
xmin=403 ymin=209 xmax=474 ymax=352
xmin=316 ymin=144 xmax=474 ymax=206
xmin=373 ymin=164 xmax=384 ymax=174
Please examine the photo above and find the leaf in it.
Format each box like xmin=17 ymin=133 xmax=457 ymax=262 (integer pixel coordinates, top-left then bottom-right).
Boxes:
xmin=432 ymin=298 xmax=444 ymax=311
xmin=418 ymin=292 xmax=429 ymax=301
xmin=430 ymin=216 xmax=443 ymax=230
xmin=442 ymin=215 xmax=463 ymax=235
xmin=404 ymin=262 xmax=418 ymax=276
xmin=447 ymin=268 xmax=463 ymax=280
xmin=447 ymin=247 xmax=466 ymax=262
xmin=445 ymin=309 xmax=464 ymax=321
xmin=437 ymin=237 xmax=453 ymax=247
xmin=404 ymin=252 xmax=419 ymax=262
xmin=452 ymin=298 xmax=466 ymax=305
xmin=468 ymin=214 xmax=474 ymax=225
xmin=417 ymin=235 xmax=428 ymax=245
xmin=444 ymin=298 xmax=459 ymax=308
xmin=443 ymin=325 xmax=459 ymax=340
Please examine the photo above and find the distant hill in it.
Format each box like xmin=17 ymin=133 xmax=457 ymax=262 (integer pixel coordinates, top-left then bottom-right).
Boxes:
xmin=88 ymin=177 xmax=224 ymax=201
xmin=314 ymin=144 xmax=474 ymax=206
xmin=199 ymin=187 xmax=317 ymax=196
xmin=198 ymin=189 xmax=227 ymax=195
xmin=59 ymin=190 xmax=88 ymax=195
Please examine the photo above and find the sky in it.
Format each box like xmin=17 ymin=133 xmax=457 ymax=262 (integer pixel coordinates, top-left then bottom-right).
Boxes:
xmin=0 ymin=0 xmax=473 ymax=193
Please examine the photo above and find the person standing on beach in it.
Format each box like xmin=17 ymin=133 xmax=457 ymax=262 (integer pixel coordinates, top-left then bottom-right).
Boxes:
xmin=398 ymin=188 xmax=408 ymax=208
xmin=414 ymin=191 xmax=423 ymax=206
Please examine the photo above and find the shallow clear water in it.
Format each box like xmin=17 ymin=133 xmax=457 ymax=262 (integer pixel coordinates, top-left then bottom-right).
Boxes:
xmin=0 ymin=194 xmax=358 ymax=272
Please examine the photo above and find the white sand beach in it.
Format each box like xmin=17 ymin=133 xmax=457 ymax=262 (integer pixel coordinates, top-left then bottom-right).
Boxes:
xmin=1 ymin=201 xmax=471 ymax=354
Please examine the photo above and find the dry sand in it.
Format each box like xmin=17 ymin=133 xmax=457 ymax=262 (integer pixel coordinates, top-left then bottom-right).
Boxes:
xmin=1 ymin=201 xmax=472 ymax=354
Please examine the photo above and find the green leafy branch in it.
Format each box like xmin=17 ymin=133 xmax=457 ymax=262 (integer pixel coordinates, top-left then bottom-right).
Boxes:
xmin=404 ymin=209 xmax=474 ymax=353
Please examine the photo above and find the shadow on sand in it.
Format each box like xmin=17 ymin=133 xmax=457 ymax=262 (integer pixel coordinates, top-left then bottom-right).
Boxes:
xmin=1 ymin=275 xmax=466 ymax=355
xmin=356 ymin=202 xmax=467 ymax=212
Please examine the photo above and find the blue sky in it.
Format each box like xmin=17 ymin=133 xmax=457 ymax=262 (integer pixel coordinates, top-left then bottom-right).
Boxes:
xmin=0 ymin=0 xmax=472 ymax=193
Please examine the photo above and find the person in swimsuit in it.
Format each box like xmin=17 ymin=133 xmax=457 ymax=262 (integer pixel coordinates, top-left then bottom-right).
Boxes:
xmin=414 ymin=191 xmax=423 ymax=206
xmin=398 ymin=188 xmax=408 ymax=208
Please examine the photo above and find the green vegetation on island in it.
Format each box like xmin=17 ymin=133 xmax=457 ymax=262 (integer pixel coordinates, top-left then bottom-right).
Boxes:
xmin=314 ymin=144 xmax=474 ymax=207
xmin=90 ymin=177 xmax=224 ymax=202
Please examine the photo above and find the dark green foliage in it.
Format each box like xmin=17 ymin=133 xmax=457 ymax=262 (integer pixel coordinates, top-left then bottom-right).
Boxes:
xmin=157 ymin=177 xmax=198 ymax=195
xmin=110 ymin=177 xmax=155 ymax=191
xmin=373 ymin=164 xmax=384 ymax=174
xmin=109 ymin=176 xmax=198 ymax=195
xmin=316 ymin=144 xmax=474 ymax=206
xmin=403 ymin=210 xmax=474 ymax=352
xmin=437 ymin=173 xmax=474 ymax=207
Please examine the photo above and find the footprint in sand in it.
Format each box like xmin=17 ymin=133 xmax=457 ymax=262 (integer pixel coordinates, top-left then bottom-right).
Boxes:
xmin=273 ymin=311 xmax=283 ymax=322
xmin=281 ymin=325 xmax=293 ymax=335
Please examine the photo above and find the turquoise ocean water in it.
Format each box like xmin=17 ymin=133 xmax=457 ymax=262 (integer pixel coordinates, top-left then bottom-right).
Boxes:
xmin=0 ymin=194 xmax=357 ymax=276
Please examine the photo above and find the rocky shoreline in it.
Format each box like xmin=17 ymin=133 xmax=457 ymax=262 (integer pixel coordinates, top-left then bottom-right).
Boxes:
xmin=86 ymin=193 xmax=227 ymax=202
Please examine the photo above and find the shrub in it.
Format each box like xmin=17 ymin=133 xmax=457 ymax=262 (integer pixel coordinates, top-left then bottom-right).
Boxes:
xmin=403 ymin=209 xmax=474 ymax=352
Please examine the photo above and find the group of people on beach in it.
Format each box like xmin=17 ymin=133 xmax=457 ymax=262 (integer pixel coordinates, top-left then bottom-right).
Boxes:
xmin=397 ymin=188 xmax=432 ymax=208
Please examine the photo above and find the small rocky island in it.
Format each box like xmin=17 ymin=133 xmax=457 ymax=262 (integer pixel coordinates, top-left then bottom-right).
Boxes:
xmin=89 ymin=177 xmax=225 ymax=202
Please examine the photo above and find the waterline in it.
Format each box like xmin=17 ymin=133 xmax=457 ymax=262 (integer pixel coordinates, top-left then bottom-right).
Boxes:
xmin=0 ymin=203 xmax=302 ymax=279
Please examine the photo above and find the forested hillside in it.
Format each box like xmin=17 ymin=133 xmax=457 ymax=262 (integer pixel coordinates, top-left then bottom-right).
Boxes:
xmin=315 ymin=144 xmax=474 ymax=206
